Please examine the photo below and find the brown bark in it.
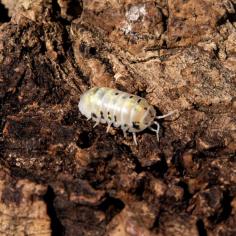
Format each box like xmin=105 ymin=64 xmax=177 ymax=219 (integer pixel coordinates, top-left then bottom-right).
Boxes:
xmin=0 ymin=0 xmax=235 ymax=235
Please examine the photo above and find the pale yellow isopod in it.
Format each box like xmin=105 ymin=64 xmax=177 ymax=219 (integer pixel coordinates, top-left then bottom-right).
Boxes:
xmin=79 ymin=87 xmax=176 ymax=145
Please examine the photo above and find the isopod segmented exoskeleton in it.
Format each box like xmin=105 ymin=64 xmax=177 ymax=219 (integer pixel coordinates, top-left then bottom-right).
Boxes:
xmin=78 ymin=87 xmax=176 ymax=145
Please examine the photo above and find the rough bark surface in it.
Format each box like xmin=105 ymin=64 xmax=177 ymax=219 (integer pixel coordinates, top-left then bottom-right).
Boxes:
xmin=0 ymin=0 xmax=235 ymax=235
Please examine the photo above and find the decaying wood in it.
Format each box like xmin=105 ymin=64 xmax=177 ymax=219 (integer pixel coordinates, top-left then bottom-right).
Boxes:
xmin=0 ymin=0 xmax=235 ymax=235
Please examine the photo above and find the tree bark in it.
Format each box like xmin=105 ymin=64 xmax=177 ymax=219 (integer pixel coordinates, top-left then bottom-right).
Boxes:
xmin=0 ymin=0 xmax=235 ymax=235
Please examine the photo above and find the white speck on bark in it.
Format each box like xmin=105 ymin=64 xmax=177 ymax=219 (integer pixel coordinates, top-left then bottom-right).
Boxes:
xmin=126 ymin=5 xmax=146 ymax=22
xmin=122 ymin=22 xmax=132 ymax=34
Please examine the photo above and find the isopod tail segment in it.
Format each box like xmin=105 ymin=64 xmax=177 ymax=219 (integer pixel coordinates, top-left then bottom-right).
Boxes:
xmin=147 ymin=109 xmax=178 ymax=145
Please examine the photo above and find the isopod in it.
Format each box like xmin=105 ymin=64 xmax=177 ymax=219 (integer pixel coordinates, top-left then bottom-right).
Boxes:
xmin=78 ymin=87 xmax=176 ymax=145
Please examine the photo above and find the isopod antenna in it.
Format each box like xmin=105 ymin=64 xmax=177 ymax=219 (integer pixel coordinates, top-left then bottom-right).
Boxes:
xmin=155 ymin=109 xmax=178 ymax=120
xmin=148 ymin=121 xmax=160 ymax=142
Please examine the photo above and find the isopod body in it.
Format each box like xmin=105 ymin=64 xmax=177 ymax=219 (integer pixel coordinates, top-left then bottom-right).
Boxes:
xmin=78 ymin=87 xmax=175 ymax=145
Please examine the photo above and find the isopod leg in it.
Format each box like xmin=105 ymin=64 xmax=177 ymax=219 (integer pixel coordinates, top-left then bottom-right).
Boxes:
xmin=106 ymin=123 xmax=112 ymax=133
xmin=122 ymin=129 xmax=127 ymax=138
xmin=93 ymin=120 xmax=100 ymax=128
xmin=121 ymin=125 xmax=129 ymax=138
xmin=132 ymin=132 xmax=138 ymax=145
